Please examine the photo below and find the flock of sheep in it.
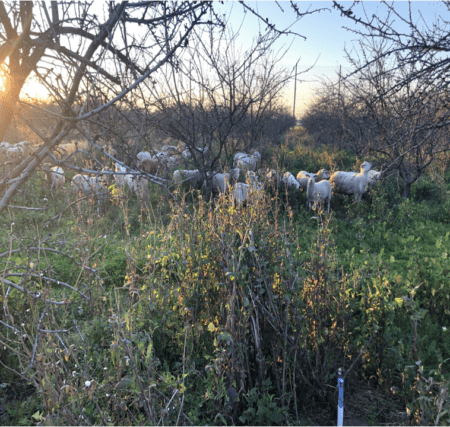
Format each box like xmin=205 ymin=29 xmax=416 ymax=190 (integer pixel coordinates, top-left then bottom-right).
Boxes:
xmin=0 ymin=141 xmax=36 ymax=163
xmin=2 ymin=140 xmax=382 ymax=212
xmin=170 ymin=151 xmax=381 ymax=211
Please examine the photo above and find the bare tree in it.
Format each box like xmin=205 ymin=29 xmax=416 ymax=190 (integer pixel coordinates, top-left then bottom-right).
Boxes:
xmin=146 ymin=23 xmax=299 ymax=199
xmin=331 ymin=1 xmax=450 ymax=197
xmin=0 ymin=1 xmax=225 ymax=213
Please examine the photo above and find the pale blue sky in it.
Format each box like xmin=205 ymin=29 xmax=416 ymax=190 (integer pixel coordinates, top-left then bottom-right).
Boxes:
xmin=212 ymin=1 xmax=448 ymax=116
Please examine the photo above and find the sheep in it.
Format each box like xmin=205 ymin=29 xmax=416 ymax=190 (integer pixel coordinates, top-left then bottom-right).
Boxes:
xmin=140 ymin=158 xmax=160 ymax=175
xmin=258 ymin=169 xmax=279 ymax=185
xmin=211 ymin=169 xmax=240 ymax=194
xmin=154 ymin=151 xmax=168 ymax=161
xmin=231 ymin=180 xmax=263 ymax=207
xmin=0 ymin=142 xmax=10 ymax=159
xmin=235 ymin=155 xmax=257 ymax=172
xmin=245 ymin=170 xmax=259 ymax=187
xmin=161 ymin=145 xmax=179 ymax=156
xmin=137 ymin=151 xmax=152 ymax=163
xmin=182 ymin=149 xmax=192 ymax=160
xmin=252 ymin=151 xmax=261 ymax=163
xmin=114 ymin=162 xmax=127 ymax=187
xmin=6 ymin=145 xmax=24 ymax=163
xmin=153 ymin=151 xmax=172 ymax=169
xmin=166 ymin=155 xmax=182 ymax=170
xmin=46 ymin=166 xmax=66 ymax=193
xmin=203 ymin=168 xmax=241 ymax=195
xmin=368 ymin=170 xmax=382 ymax=186
xmin=70 ymin=173 xmax=111 ymax=216
xmin=196 ymin=146 xmax=209 ymax=155
xmin=296 ymin=169 xmax=330 ymax=190
xmin=210 ymin=173 xmax=231 ymax=194
xmin=281 ymin=172 xmax=300 ymax=190
xmin=229 ymin=168 xmax=241 ymax=186
xmin=306 ymin=175 xmax=332 ymax=213
xmin=233 ymin=151 xmax=261 ymax=172
xmin=330 ymin=161 xmax=372 ymax=202
xmin=234 ymin=152 xmax=247 ymax=163
xmin=71 ymin=174 xmax=106 ymax=198
xmin=17 ymin=141 xmax=33 ymax=157
xmin=124 ymin=173 xmax=149 ymax=202
xmin=99 ymin=167 xmax=114 ymax=190
xmin=173 ymin=169 xmax=203 ymax=189
xmin=232 ymin=183 xmax=248 ymax=207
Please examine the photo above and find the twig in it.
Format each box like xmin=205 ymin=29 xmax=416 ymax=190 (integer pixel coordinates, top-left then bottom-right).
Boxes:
xmin=30 ymin=308 xmax=46 ymax=367
xmin=6 ymin=273 xmax=89 ymax=300
xmin=0 ymin=319 xmax=19 ymax=333
xmin=0 ymin=277 xmax=66 ymax=305
xmin=73 ymin=318 xmax=85 ymax=342
xmin=54 ymin=332 xmax=68 ymax=352
xmin=176 ymin=325 xmax=188 ymax=426
xmin=158 ymin=389 xmax=179 ymax=426
xmin=7 ymin=205 xmax=49 ymax=211
xmin=343 ymin=335 xmax=374 ymax=381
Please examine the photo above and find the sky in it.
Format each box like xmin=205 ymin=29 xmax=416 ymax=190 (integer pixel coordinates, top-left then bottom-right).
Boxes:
xmin=17 ymin=1 xmax=450 ymax=118
xmin=211 ymin=1 xmax=449 ymax=117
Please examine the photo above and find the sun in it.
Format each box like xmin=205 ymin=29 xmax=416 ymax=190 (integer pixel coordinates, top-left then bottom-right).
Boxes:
xmin=20 ymin=77 xmax=50 ymax=102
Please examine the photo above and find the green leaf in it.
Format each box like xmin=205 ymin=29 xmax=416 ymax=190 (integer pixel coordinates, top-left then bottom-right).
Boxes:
xmin=395 ymin=298 xmax=403 ymax=307
xmin=217 ymin=332 xmax=233 ymax=344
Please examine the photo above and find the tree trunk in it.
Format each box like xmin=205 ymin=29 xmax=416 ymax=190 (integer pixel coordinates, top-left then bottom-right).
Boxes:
xmin=402 ymin=181 xmax=412 ymax=198
xmin=0 ymin=73 xmax=28 ymax=142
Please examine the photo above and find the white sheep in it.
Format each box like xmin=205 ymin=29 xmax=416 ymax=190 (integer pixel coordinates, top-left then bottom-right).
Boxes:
xmin=0 ymin=142 xmax=10 ymax=159
xmin=182 ymin=149 xmax=192 ymax=160
xmin=114 ymin=162 xmax=127 ymax=187
xmin=137 ymin=151 xmax=152 ymax=162
xmin=296 ymin=169 xmax=330 ymax=190
xmin=229 ymin=168 xmax=241 ymax=185
xmin=6 ymin=145 xmax=24 ymax=163
xmin=124 ymin=174 xmax=149 ymax=201
xmin=46 ymin=166 xmax=65 ymax=193
xmin=231 ymin=178 xmax=263 ymax=208
xmin=260 ymin=169 xmax=278 ymax=185
xmin=173 ymin=169 xmax=203 ymax=189
xmin=306 ymin=175 xmax=332 ymax=213
xmin=161 ymin=145 xmax=179 ymax=156
xmin=330 ymin=161 xmax=372 ymax=202
xmin=281 ymin=172 xmax=300 ymax=190
xmin=206 ymin=168 xmax=241 ymax=195
xmin=234 ymin=151 xmax=261 ymax=172
xmin=235 ymin=155 xmax=257 ymax=172
xmin=234 ymin=152 xmax=248 ymax=163
xmin=154 ymin=151 xmax=168 ymax=161
xmin=196 ymin=146 xmax=209 ymax=155
xmin=166 ymin=155 xmax=182 ymax=170
xmin=17 ymin=141 xmax=33 ymax=157
xmin=210 ymin=173 xmax=231 ymax=194
xmin=71 ymin=174 xmax=106 ymax=198
xmin=368 ymin=170 xmax=382 ymax=186
xmin=245 ymin=170 xmax=259 ymax=186
xmin=232 ymin=183 xmax=248 ymax=207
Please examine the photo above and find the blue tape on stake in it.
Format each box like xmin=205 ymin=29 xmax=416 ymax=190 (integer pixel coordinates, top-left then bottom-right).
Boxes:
xmin=337 ymin=370 xmax=344 ymax=427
